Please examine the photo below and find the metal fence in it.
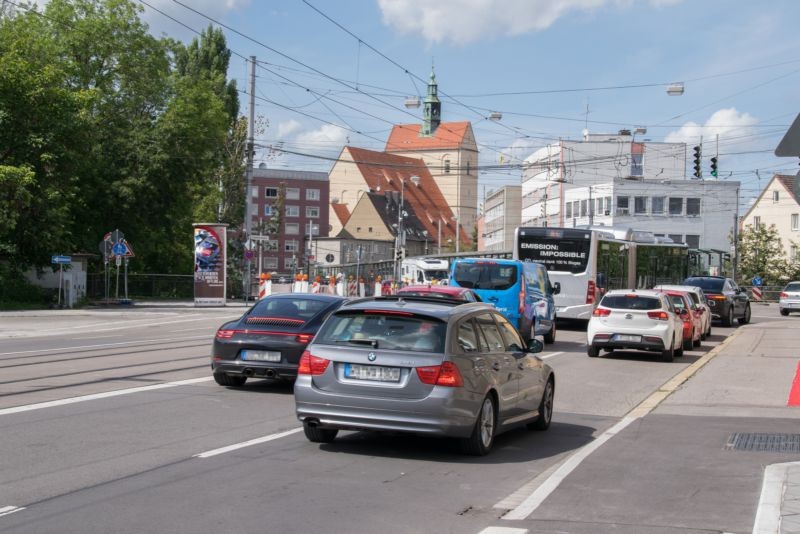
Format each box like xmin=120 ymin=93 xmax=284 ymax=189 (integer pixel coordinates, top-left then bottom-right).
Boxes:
xmin=740 ymin=285 xmax=783 ymax=303
xmin=87 ymin=273 xmax=193 ymax=300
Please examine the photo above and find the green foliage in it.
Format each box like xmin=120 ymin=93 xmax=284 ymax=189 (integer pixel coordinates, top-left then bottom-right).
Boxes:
xmin=0 ymin=263 xmax=49 ymax=308
xmin=737 ymin=223 xmax=792 ymax=285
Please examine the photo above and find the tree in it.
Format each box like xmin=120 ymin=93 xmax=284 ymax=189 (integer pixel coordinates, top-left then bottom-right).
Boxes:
xmin=737 ymin=223 xmax=792 ymax=284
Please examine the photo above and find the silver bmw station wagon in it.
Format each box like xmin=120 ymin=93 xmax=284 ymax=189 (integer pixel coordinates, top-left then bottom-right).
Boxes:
xmin=294 ymin=295 xmax=555 ymax=455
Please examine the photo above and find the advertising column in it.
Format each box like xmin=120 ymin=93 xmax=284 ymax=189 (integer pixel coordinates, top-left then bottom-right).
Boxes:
xmin=193 ymin=223 xmax=227 ymax=306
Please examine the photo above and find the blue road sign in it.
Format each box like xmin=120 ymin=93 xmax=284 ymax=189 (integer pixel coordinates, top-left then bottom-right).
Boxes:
xmin=112 ymin=242 xmax=129 ymax=256
xmin=752 ymin=276 xmax=763 ymax=287
xmin=51 ymin=255 xmax=71 ymax=264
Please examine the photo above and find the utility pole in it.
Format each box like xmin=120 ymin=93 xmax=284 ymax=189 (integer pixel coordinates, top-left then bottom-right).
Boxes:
xmin=732 ymin=186 xmax=740 ymax=281
xmin=243 ymin=56 xmax=256 ymax=303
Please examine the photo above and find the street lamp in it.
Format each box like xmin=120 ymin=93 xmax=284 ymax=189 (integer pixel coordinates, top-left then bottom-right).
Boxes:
xmin=667 ymin=82 xmax=684 ymax=96
xmin=393 ymin=175 xmax=420 ymax=287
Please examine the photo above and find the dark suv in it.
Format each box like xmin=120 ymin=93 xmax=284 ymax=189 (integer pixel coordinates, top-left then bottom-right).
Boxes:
xmin=682 ymin=276 xmax=750 ymax=326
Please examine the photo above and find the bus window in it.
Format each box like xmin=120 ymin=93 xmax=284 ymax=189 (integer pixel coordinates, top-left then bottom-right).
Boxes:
xmin=453 ymin=262 xmax=518 ymax=291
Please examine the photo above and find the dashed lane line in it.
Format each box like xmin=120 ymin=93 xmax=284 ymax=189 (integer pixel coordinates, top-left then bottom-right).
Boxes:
xmin=0 ymin=506 xmax=25 ymax=518
xmin=193 ymin=428 xmax=304 ymax=458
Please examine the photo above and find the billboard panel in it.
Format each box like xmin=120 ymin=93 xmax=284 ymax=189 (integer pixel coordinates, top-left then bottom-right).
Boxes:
xmin=193 ymin=223 xmax=227 ymax=306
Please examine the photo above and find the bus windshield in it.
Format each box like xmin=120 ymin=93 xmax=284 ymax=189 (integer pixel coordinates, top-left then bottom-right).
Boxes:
xmin=517 ymin=228 xmax=591 ymax=273
xmin=453 ymin=262 xmax=518 ymax=290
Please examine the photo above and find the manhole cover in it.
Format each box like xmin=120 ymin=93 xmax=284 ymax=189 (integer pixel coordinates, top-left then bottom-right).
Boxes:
xmin=725 ymin=433 xmax=800 ymax=452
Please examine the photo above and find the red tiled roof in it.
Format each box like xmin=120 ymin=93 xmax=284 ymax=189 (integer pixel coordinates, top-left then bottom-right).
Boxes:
xmin=330 ymin=203 xmax=350 ymax=225
xmin=385 ymin=121 xmax=471 ymax=152
xmin=344 ymin=146 xmax=467 ymax=242
xmin=777 ymin=174 xmax=799 ymax=204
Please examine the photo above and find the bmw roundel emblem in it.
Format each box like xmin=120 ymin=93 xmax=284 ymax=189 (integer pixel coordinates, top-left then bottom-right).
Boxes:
xmin=368 ymin=352 xmax=377 ymax=362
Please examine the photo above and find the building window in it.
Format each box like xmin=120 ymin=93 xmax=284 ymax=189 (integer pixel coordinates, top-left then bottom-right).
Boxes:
xmin=668 ymin=197 xmax=683 ymax=215
xmin=305 ymin=222 xmax=320 ymax=236
xmin=773 ymin=190 xmax=780 ymax=202
xmin=634 ymin=196 xmax=648 ymax=214
xmin=616 ymin=196 xmax=629 ymax=215
xmin=466 ymin=161 xmax=471 ymax=175
xmin=651 ymin=196 xmax=665 ymax=214
xmin=285 ymin=240 xmax=299 ymax=252
xmin=753 ymin=216 xmax=761 ymax=230
xmin=792 ymin=213 xmax=799 ymax=231
xmin=792 ymin=245 xmax=799 ymax=262
xmin=444 ymin=159 xmax=451 ymax=173
xmin=306 ymin=189 xmax=320 ymax=201
xmin=285 ymin=223 xmax=299 ymax=235
xmin=284 ymin=257 xmax=297 ymax=270
xmin=579 ymin=200 xmax=587 ymax=217
xmin=263 ymin=257 xmax=278 ymax=270
xmin=264 ymin=204 xmax=273 ymax=216
xmin=631 ymin=153 xmax=643 ymax=177
xmin=306 ymin=206 xmax=320 ymax=218
xmin=668 ymin=234 xmax=684 ymax=244
xmin=264 ymin=239 xmax=278 ymax=251
xmin=251 ymin=185 xmax=259 ymax=199
xmin=265 ymin=187 xmax=278 ymax=198
xmin=685 ymin=234 xmax=700 ymax=248
xmin=565 ymin=202 xmax=573 ymax=219
xmin=286 ymin=188 xmax=300 ymax=200
xmin=686 ymin=198 xmax=701 ymax=216
xmin=285 ymin=205 xmax=299 ymax=217
xmin=368 ymin=227 xmax=373 ymax=233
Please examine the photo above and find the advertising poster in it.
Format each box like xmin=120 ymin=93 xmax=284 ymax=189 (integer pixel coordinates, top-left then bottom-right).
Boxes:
xmin=193 ymin=223 xmax=227 ymax=306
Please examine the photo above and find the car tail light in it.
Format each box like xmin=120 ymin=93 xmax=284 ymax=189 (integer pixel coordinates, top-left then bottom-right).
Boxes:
xmin=297 ymin=351 xmax=329 ymax=375
xmin=592 ymin=333 xmax=610 ymax=340
xmin=519 ymin=286 xmax=525 ymax=315
xmin=592 ymin=307 xmax=611 ymax=317
xmin=709 ymin=295 xmax=726 ymax=301
xmin=415 ymin=361 xmax=464 ymax=387
xmin=644 ymin=336 xmax=662 ymax=343
xmin=586 ymin=280 xmax=596 ymax=304
xmin=295 ymin=333 xmax=313 ymax=344
xmin=647 ymin=311 xmax=669 ymax=321
xmin=215 ymin=329 xmax=238 ymax=339
xmin=781 ymin=292 xmax=788 ymax=298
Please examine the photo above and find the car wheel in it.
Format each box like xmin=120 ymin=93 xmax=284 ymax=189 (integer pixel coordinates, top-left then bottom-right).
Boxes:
xmin=528 ymin=378 xmax=554 ymax=431
xmin=722 ymin=306 xmax=734 ymax=327
xmin=706 ymin=324 xmax=712 ymax=338
xmin=213 ymin=373 xmax=247 ymax=387
xmin=587 ymin=345 xmax=600 ymax=358
xmin=682 ymin=334 xmax=693 ymax=352
xmin=693 ymin=335 xmax=701 ymax=348
xmin=461 ymin=394 xmax=496 ymax=456
xmin=781 ymin=308 xmax=790 ymax=316
xmin=543 ymin=321 xmax=556 ymax=344
xmin=603 ymin=347 xmax=614 ymax=353
xmin=738 ymin=304 xmax=751 ymax=325
xmin=303 ymin=421 xmax=338 ymax=443
xmin=661 ymin=340 xmax=675 ymax=362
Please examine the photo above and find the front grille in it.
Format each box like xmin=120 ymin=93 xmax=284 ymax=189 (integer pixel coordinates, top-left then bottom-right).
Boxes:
xmin=246 ymin=316 xmax=304 ymax=327
xmin=725 ymin=433 xmax=800 ymax=453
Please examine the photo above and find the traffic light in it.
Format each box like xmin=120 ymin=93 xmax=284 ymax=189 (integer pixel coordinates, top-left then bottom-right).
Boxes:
xmin=692 ymin=145 xmax=702 ymax=178
xmin=710 ymin=157 xmax=718 ymax=177
xmin=395 ymin=248 xmax=402 ymax=262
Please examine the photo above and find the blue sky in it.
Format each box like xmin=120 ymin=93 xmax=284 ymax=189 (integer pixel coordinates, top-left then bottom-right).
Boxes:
xmin=137 ymin=0 xmax=800 ymax=207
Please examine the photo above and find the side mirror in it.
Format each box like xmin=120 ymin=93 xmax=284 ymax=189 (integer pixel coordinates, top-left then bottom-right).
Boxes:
xmin=552 ymin=282 xmax=561 ymax=295
xmin=528 ymin=338 xmax=544 ymax=354
xmin=679 ymin=309 xmax=690 ymax=319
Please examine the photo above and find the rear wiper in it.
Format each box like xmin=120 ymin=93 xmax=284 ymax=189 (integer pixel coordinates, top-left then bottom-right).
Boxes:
xmin=335 ymin=338 xmax=379 ymax=348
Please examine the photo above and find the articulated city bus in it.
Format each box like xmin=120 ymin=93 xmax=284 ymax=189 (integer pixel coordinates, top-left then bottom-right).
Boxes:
xmin=513 ymin=226 xmax=688 ymax=320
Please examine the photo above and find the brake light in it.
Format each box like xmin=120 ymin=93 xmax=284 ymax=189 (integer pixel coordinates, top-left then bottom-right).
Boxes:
xmin=586 ymin=280 xmax=596 ymax=304
xmin=781 ymin=292 xmax=788 ymax=298
xmin=215 ymin=329 xmax=238 ymax=339
xmin=364 ymin=309 xmax=413 ymax=316
xmin=297 ymin=351 xmax=329 ymax=375
xmin=295 ymin=333 xmax=313 ymax=344
xmin=415 ymin=361 xmax=463 ymax=387
xmin=647 ymin=311 xmax=669 ymax=321
xmin=592 ymin=307 xmax=611 ymax=317
xmin=519 ymin=286 xmax=525 ymax=315
xmin=709 ymin=295 xmax=726 ymax=301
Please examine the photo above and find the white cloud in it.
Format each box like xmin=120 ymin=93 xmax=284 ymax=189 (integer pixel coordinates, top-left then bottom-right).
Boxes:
xmin=277 ymin=120 xmax=303 ymax=138
xmin=377 ymin=0 xmax=638 ymax=45
xmin=295 ymin=124 xmax=349 ymax=147
xmin=664 ymin=108 xmax=759 ymax=144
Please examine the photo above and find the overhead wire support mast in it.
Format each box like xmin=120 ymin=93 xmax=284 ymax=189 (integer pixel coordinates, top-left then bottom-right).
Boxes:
xmin=244 ymin=55 xmax=256 ymax=303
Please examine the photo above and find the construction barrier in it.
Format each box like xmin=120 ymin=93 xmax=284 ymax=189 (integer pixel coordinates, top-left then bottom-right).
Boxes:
xmin=751 ymin=287 xmax=762 ymax=301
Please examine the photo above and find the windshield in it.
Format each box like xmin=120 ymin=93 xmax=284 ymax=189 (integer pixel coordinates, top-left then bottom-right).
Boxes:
xmin=684 ymin=278 xmax=724 ymax=292
xmin=453 ymin=262 xmax=518 ymax=290
xmin=517 ymin=229 xmax=591 ymax=274
xmin=423 ymin=270 xmax=449 ymax=281
xmin=315 ymin=311 xmax=447 ymax=352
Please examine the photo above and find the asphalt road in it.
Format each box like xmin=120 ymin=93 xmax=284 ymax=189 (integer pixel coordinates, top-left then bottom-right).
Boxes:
xmin=0 ymin=304 xmax=796 ymax=533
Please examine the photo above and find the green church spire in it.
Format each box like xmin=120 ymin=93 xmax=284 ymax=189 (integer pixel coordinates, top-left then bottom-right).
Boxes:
xmin=421 ymin=68 xmax=441 ymax=136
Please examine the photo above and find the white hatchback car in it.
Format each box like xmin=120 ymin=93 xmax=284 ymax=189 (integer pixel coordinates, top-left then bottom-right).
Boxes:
xmin=653 ymin=284 xmax=712 ymax=340
xmin=779 ymin=281 xmax=800 ymax=316
xmin=587 ymin=289 xmax=684 ymax=362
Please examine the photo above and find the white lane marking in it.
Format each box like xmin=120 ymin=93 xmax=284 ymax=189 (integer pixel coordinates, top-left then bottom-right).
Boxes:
xmin=69 ymin=334 xmax=123 ymax=340
xmin=0 ymin=334 xmax=208 ymax=356
xmin=752 ymin=461 xmax=800 ymax=534
xmin=0 ymin=377 xmax=213 ymax=416
xmin=193 ymin=428 xmax=303 ymax=458
xmin=502 ymin=416 xmax=638 ymax=520
xmin=477 ymin=528 xmax=528 ymax=534
xmin=539 ymin=351 xmax=564 ymax=360
xmin=0 ymin=506 xmax=25 ymax=517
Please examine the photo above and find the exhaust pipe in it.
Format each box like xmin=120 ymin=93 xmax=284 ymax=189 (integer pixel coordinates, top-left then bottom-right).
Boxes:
xmin=265 ymin=369 xmax=276 ymax=379
xmin=243 ymin=368 xmax=254 ymax=377
xmin=305 ymin=418 xmax=320 ymax=427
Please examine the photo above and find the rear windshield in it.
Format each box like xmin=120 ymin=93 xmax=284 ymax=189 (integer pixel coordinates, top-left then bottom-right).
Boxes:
xmin=684 ymin=278 xmax=724 ymax=292
xmin=667 ymin=295 xmax=687 ymax=310
xmin=249 ymin=298 xmax=330 ymax=320
xmin=398 ymin=291 xmax=461 ymax=300
xmin=453 ymin=262 xmax=518 ymax=290
xmin=600 ymin=295 xmax=662 ymax=310
xmin=785 ymin=282 xmax=800 ymax=292
xmin=315 ymin=311 xmax=447 ymax=352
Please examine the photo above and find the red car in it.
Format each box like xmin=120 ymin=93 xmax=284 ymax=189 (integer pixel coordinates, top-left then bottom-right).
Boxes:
xmin=656 ymin=290 xmax=702 ymax=351
xmin=396 ymin=285 xmax=482 ymax=302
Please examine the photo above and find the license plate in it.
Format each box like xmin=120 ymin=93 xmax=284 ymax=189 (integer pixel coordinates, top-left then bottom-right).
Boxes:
xmin=614 ymin=334 xmax=641 ymax=342
xmin=240 ymin=350 xmax=281 ymax=362
xmin=344 ymin=363 xmax=401 ymax=382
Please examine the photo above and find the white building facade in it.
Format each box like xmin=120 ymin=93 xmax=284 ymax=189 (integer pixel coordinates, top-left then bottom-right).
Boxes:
xmin=741 ymin=174 xmax=800 ymax=262
xmin=483 ymin=185 xmax=521 ymax=252
xmin=522 ymin=131 xmax=739 ymax=251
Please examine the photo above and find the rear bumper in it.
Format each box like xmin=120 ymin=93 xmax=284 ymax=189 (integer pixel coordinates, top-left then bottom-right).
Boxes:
xmin=590 ymin=334 xmax=666 ymax=352
xmin=294 ymin=377 xmax=479 ymax=438
xmin=212 ymin=360 xmax=298 ymax=379
xmin=705 ymin=299 xmax=730 ymax=321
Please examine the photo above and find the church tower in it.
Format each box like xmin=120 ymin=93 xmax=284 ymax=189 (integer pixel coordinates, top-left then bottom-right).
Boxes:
xmin=421 ymin=69 xmax=441 ymax=136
